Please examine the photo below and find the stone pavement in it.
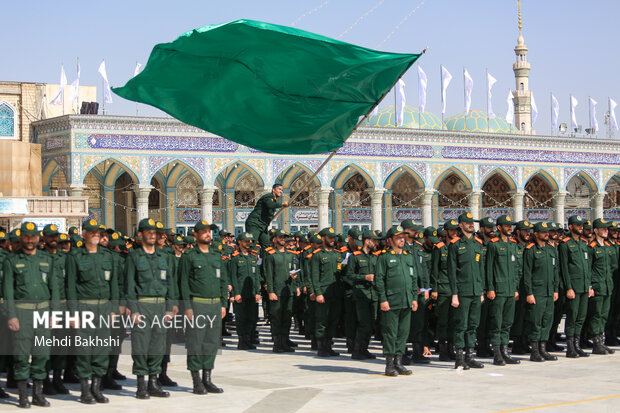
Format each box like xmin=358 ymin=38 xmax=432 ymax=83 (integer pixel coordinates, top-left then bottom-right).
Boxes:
xmin=2 ymin=324 xmax=620 ymax=412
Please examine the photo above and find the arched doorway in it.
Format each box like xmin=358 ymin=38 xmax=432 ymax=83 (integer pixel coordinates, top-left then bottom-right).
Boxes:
xmin=566 ymin=174 xmax=594 ymax=222
xmin=482 ymin=172 xmax=514 ymax=219
xmin=437 ymin=171 xmax=471 ymax=224
xmin=524 ymin=173 xmax=555 ymax=223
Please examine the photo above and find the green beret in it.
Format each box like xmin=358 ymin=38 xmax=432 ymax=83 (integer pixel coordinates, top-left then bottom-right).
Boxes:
xmin=68 ymin=226 xmax=79 ymax=235
xmin=42 ymin=224 xmax=60 ymax=236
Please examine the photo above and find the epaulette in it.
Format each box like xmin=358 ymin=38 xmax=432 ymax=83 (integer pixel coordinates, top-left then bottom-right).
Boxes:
xmin=390 ymin=250 xmax=395 ymax=255
xmin=267 ymin=249 xmax=276 ymax=255
xmin=510 ymin=239 xmax=517 ymax=243
xmin=450 ymin=237 xmax=460 ymax=244
xmin=474 ymin=237 xmax=483 ymax=244
xmin=589 ymin=241 xmax=597 ymax=248
xmin=415 ymin=240 xmax=423 ymax=246
xmin=232 ymin=251 xmax=240 ymax=257
xmin=581 ymin=237 xmax=589 ymax=243
xmin=434 ymin=242 xmax=445 ymax=249
xmin=548 ymin=242 xmax=556 ymax=248
xmin=313 ymin=248 xmax=322 ymax=254
xmin=265 ymin=246 xmax=274 ymax=252
xmin=306 ymin=253 xmax=313 ymax=259
xmin=303 ymin=245 xmax=312 ymax=251
xmin=490 ymin=237 xmax=499 ymax=243
xmin=526 ymin=243 xmax=535 ymax=249
xmin=372 ymin=250 xmax=382 ymax=256
xmin=338 ymin=247 xmax=348 ymax=253
xmin=561 ymin=237 xmax=571 ymax=243
xmin=222 ymin=255 xmax=230 ymax=260
xmin=403 ymin=251 xmax=408 ymax=255
xmin=605 ymin=241 xmax=611 ymax=247
xmin=250 ymin=251 xmax=258 ymax=257
xmin=353 ymin=250 xmax=362 ymax=256
xmin=287 ymin=249 xmax=300 ymax=255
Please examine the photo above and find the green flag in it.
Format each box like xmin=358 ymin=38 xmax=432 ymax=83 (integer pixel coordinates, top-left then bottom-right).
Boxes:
xmin=113 ymin=19 xmax=421 ymax=155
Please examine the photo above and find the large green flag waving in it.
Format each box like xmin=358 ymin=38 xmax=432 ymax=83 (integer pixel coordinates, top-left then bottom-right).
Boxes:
xmin=113 ymin=19 xmax=421 ymax=155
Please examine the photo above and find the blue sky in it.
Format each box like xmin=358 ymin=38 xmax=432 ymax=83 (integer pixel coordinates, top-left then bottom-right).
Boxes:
xmin=3 ymin=0 xmax=618 ymax=135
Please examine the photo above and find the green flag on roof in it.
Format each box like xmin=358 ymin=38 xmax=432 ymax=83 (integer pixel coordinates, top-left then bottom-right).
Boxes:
xmin=112 ymin=19 xmax=421 ymax=155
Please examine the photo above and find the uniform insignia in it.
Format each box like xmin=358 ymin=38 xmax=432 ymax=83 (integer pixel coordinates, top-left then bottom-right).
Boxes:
xmin=526 ymin=243 xmax=535 ymax=249
xmin=353 ymin=251 xmax=362 ymax=256
xmin=590 ymin=241 xmax=597 ymax=248
xmin=450 ymin=237 xmax=460 ymax=244
xmin=104 ymin=270 xmax=111 ymax=281
xmin=435 ymin=242 xmax=445 ymax=248
xmin=474 ymin=237 xmax=483 ymax=244
xmin=490 ymin=237 xmax=499 ymax=242
xmin=26 ymin=223 xmax=35 ymax=230
xmin=267 ymin=249 xmax=276 ymax=255
xmin=561 ymin=237 xmax=570 ymax=242
xmin=232 ymin=251 xmax=240 ymax=256
xmin=313 ymin=248 xmax=322 ymax=254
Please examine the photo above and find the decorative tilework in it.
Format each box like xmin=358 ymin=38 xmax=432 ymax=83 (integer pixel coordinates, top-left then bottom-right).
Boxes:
xmin=140 ymin=157 xmax=149 ymax=183
xmin=565 ymin=168 xmax=599 ymax=187
xmin=213 ymin=158 xmax=235 ymax=178
xmin=74 ymin=133 xmax=90 ymax=148
xmin=330 ymin=161 xmax=376 ymax=185
xmin=382 ymin=162 xmax=426 ymax=184
xmin=44 ymin=136 xmax=68 ymax=151
xmin=479 ymin=165 xmax=518 ymax=185
xmin=86 ymin=133 xmax=239 ymax=152
xmin=272 ymin=159 xmax=324 ymax=181
xmin=148 ymin=156 xmax=206 ymax=182
xmin=523 ymin=167 xmax=560 ymax=188
xmin=336 ymin=142 xmax=434 ymax=158
xmin=205 ymin=159 xmax=213 ymax=183
xmin=72 ymin=155 xmax=81 ymax=182
xmin=80 ymin=155 xmax=140 ymax=182
xmin=432 ymin=164 xmax=474 ymax=187
xmin=43 ymin=155 xmax=70 ymax=183
xmin=245 ymin=159 xmax=265 ymax=182
xmin=265 ymin=159 xmax=273 ymax=184
xmin=604 ymin=169 xmax=619 ymax=187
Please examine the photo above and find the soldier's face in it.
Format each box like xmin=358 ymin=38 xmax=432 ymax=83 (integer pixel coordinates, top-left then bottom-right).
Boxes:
xmin=498 ymin=225 xmax=512 ymax=237
xmin=481 ymin=226 xmax=495 ymax=237
xmin=140 ymin=229 xmax=157 ymax=246
xmin=156 ymin=232 xmax=167 ymax=246
xmin=549 ymin=231 xmax=559 ymax=241
xmin=595 ymin=228 xmax=608 ymax=239
xmin=363 ymin=238 xmax=375 ymax=252
xmin=59 ymin=242 xmax=71 ymax=252
xmin=99 ymin=232 xmax=109 ymax=247
xmin=460 ymin=222 xmax=474 ymax=234
xmin=195 ymin=228 xmax=212 ymax=245
xmin=583 ymin=229 xmax=592 ymax=237
xmin=392 ymin=234 xmax=406 ymax=249
xmin=274 ymin=235 xmax=287 ymax=247
xmin=43 ymin=235 xmax=58 ymax=249
xmin=173 ymin=244 xmax=185 ymax=254
xmin=20 ymin=234 xmax=38 ymax=251
xmin=404 ymin=229 xmax=415 ymax=243
xmin=323 ymin=236 xmax=335 ymax=248
xmin=610 ymin=229 xmax=618 ymax=240
xmin=516 ymin=229 xmax=531 ymax=242
xmin=446 ymin=228 xmax=459 ymax=239
xmin=83 ymin=230 xmax=100 ymax=246
xmin=239 ymin=240 xmax=251 ymax=250
xmin=272 ymin=186 xmax=283 ymax=197
xmin=570 ymin=224 xmax=583 ymax=236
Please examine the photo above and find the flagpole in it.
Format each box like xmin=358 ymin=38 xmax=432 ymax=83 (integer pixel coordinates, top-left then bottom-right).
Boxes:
xmin=463 ymin=68 xmax=467 ymax=126
xmin=588 ymin=95 xmax=591 ymax=137
xmin=61 ymin=62 xmax=65 ymax=116
xmin=135 ymin=61 xmax=139 ymax=117
xmin=440 ymin=64 xmax=444 ymax=126
xmin=569 ymin=94 xmax=572 ymax=136
xmin=271 ymin=49 xmax=428 ymax=224
xmin=76 ymin=57 xmax=80 ymax=115
xmin=102 ymin=60 xmax=106 ymax=115
xmin=609 ymin=97 xmax=612 ymax=139
xmin=486 ymin=68 xmax=490 ymax=133
xmin=550 ymin=92 xmax=553 ymax=136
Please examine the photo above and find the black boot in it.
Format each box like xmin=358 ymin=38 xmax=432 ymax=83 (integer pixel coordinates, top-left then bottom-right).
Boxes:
xmin=158 ymin=362 xmax=178 ymax=387
xmin=447 ymin=340 xmax=456 ymax=360
xmin=351 ymin=341 xmax=365 ymax=360
xmin=412 ymin=342 xmax=431 ymax=364
xmin=566 ymin=336 xmax=579 ymax=358
xmin=32 ymin=380 xmax=50 ymax=407
xmin=148 ymin=374 xmax=170 ymax=397
xmin=384 ymin=355 xmax=398 ymax=376
xmin=91 ymin=376 xmax=109 ymax=403
xmin=202 ymin=370 xmax=223 ymax=393
xmin=592 ymin=334 xmax=609 ymax=355
xmin=601 ymin=334 xmax=615 ymax=354
xmin=251 ymin=330 xmax=260 ymax=345
xmin=317 ymin=337 xmax=330 ymax=357
xmin=286 ymin=335 xmax=298 ymax=348
xmin=511 ymin=337 xmax=527 ymax=355
xmin=237 ymin=334 xmax=250 ymax=350
xmin=539 ymin=342 xmax=558 ymax=361
xmin=362 ymin=342 xmax=376 ymax=360
xmin=6 ymin=365 xmax=17 ymax=389
xmin=310 ymin=335 xmax=318 ymax=351
xmin=605 ymin=328 xmax=619 ymax=346
xmin=79 ymin=378 xmax=96 ymax=404
xmin=326 ymin=338 xmax=340 ymax=357
xmin=574 ymin=335 xmax=589 ymax=357
xmin=0 ymin=386 xmax=8 ymax=399
xmin=136 ymin=375 xmax=149 ymax=399
xmin=500 ymin=344 xmax=520 ymax=364
xmin=454 ymin=348 xmax=470 ymax=370
xmin=465 ymin=348 xmax=484 ymax=368
xmin=438 ymin=340 xmax=451 ymax=362
xmin=191 ymin=371 xmax=207 ymax=395
xmin=492 ymin=345 xmax=505 ymax=366
xmin=17 ymin=380 xmax=30 ymax=409
xmin=102 ymin=369 xmax=122 ymax=390
xmin=272 ymin=335 xmax=285 ymax=353
xmin=245 ymin=335 xmax=257 ymax=350
xmin=346 ymin=338 xmax=354 ymax=354
xmin=282 ymin=335 xmax=295 ymax=353
xmin=394 ymin=355 xmax=412 ymax=375
xmin=529 ymin=342 xmax=545 ymax=362
xmin=548 ymin=331 xmax=563 ymax=351
xmin=111 ymin=369 xmax=126 ymax=381
xmin=42 ymin=373 xmax=56 ymax=396
xmin=52 ymin=369 xmax=69 ymax=394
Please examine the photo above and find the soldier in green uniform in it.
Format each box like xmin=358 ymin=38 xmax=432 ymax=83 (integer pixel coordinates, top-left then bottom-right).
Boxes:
xmin=606 ymin=221 xmax=620 ymax=346
xmin=230 ymin=232 xmax=260 ymax=350
xmin=310 ymin=227 xmax=343 ymax=357
xmin=66 ymin=219 xmax=119 ymax=404
xmin=302 ymin=233 xmax=322 ymax=350
xmin=448 ymin=212 xmax=485 ymax=370
xmin=341 ymin=228 xmax=362 ymax=354
xmin=485 ymin=215 xmax=520 ymax=366
xmin=587 ymin=219 xmax=616 ymax=355
xmin=125 ymin=218 xmax=178 ymax=399
xmin=8 ymin=229 xmax=21 ymax=253
xmin=245 ymin=184 xmax=289 ymax=248
xmin=345 ymin=230 xmax=379 ymax=360
xmin=431 ymin=220 xmax=459 ymax=361
xmin=179 ymin=220 xmax=227 ymax=395
xmin=559 ymin=215 xmax=593 ymax=358
xmin=546 ymin=222 xmax=566 ymax=352
xmin=0 ymin=230 xmax=10 ymax=399
xmin=264 ymin=230 xmax=300 ymax=353
xmin=3 ymin=222 xmax=58 ymax=408
xmin=523 ymin=222 xmax=559 ymax=362
xmin=40 ymin=224 xmax=71 ymax=396
xmin=476 ymin=217 xmax=496 ymax=358
xmin=510 ymin=220 xmax=534 ymax=354
xmin=375 ymin=225 xmax=418 ymax=376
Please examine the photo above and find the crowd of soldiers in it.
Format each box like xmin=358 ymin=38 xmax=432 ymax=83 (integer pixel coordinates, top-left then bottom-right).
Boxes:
xmin=1 ymin=183 xmax=620 ymax=408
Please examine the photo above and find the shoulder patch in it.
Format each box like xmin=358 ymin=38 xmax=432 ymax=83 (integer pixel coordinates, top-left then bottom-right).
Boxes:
xmin=605 ymin=241 xmax=611 ymax=247
xmin=303 ymin=245 xmax=312 ymax=251
xmin=313 ymin=248 xmax=322 ymax=254
xmin=372 ymin=251 xmax=382 ymax=256
xmin=267 ymin=249 xmax=276 ymax=255
xmin=526 ymin=243 xmax=535 ymax=249
xmin=474 ymin=237 xmax=483 ymax=244
xmin=353 ymin=250 xmax=362 ymax=256
xmin=490 ymin=237 xmax=499 ymax=243
xmin=232 ymin=251 xmax=240 ymax=257
xmin=510 ymin=239 xmax=517 ymax=243
xmin=434 ymin=242 xmax=445 ymax=249
xmin=450 ymin=237 xmax=460 ymax=244
xmin=287 ymin=249 xmax=300 ymax=255
xmin=561 ymin=237 xmax=571 ymax=243
xmin=590 ymin=241 xmax=597 ymax=248
xmin=306 ymin=253 xmax=313 ymax=259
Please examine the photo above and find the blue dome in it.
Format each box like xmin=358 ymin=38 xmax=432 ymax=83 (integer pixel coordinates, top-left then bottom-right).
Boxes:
xmin=444 ymin=110 xmax=518 ymax=134
xmin=364 ymin=105 xmax=446 ymax=130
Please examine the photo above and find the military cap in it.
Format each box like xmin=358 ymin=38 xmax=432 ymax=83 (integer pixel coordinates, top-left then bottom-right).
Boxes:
xmin=155 ymin=221 xmax=166 ymax=232
xmin=68 ymin=226 xmax=79 ymax=236
xmin=298 ymin=235 xmax=308 ymax=243
xmin=9 ymin=229 xmax=21 ymax=242
xmin=105 ymin=227 xmax=116 ymax=235
xmin=172 ymin=235 xmax=186 ymax=245
xmin=219 ymin=228 xmax=232 ymax=237
xmin=496 ymin=215 xmax=514 ymax=226
xmin=137 ymin=218 xmax=156 ymax=231
xmin=458 ymin=212 xmax=475 ymax=223
xmin=583 ymin=220 xmax=592 ymax=230
xmin=293 ymin=231 xmax=304 ymax=238
xmin=436 ymin=227 xmax=446 ymax=237
xmin=307 ymin=230 xmax=318 ymax=239
xmin=362 ymin=229 xmax=379 ymax=240
xmin=42 ymin=224 xmax=60 ymax=236
xmin=165 ymin=228 xmax=176 ymax=236
xmin=423 ymin=226 xmax=440 ymax=244
xmin=237 ymin=232 xmax=255 ymax=241
xmin=20 ymin=222 xmax=39 ymax=236
xmin=545 ymin=222 xmax=556 ymax=231
xmin=593 ymin=218 xmax=611 ymax=229
xmin=348 ymin=227 xmax=363 ymax=246
xmin=309 ymin=234 xmax=322 ymax=244
xmin=183 ymin=235 xmax=195 ymax=244
xmin=609 ymin=221 xmax=618 ymax=230
xmin=0 ymin=231 xmax=7 ymax=241
xmin=272 ymin=229 xmax=288 ymax=238
xmin=98 ymin=224 xmax=107 ymax=231
xmin=58 ymin=233 xmax=70 ymax=242
xmin=318 ymin=227 xmax=336 ymax=237
xmin=568 ymin=215 xmax=586 ymax=225
xmin=515 ymin=220 xmax=533 ymax=231
xmin=80 ymin=218 xmax=98 ymax=232
xmin=109 ymin=232 xmax=125 ymax=247
xmin=193 ymin=220 xmax=217 ymax=232
xmin=533 ymin=221 xmax=551 ymax=232
xmin=386 ymin=225 xmax=405 ymax=238
xmin=443 ymin=220 xmax=459 ymax=230
xmin=479 ymin=217 xmax=495 ymax=228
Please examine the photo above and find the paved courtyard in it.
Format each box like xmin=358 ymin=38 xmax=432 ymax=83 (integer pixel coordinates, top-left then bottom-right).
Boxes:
xmin=2 ymin=324 xmax=620 ymax=412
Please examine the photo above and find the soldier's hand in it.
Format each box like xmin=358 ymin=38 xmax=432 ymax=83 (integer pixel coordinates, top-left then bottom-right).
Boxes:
xmin=8 ymin=317 xmax=20 ymax=332
xmin=296 ymin=288 xmax=301 ymax=296
xmin=235 ymin=294 xmax=242 ymax=303
xmin=589 ymin=288 xmax=595 ymax=298
xmin=131 ymin=312 xmax=142 ymax=324
xmin=424 ymin=290 xmax=429 ymax=301
xmin=125 ymin=307 xmax=131 ymax=316
xmin=380 ymin=301 xmax=390 ymax=311
xmin=553 ymin=292 xmax=559 ymax=302
xmin=365 ymin=274 xmax=375 ymax=282
xmin=310 ymin=293 xmax=316 ymax=301
xmin=172 ymin=305 xmax=179 ymax=316
xmin=431 ymin=292 xmax=438 ymax=301
xmin=303 ymin=286 xmax=307 ymax=294
xmin=451 ymin=295 xmax=459 ymax=308
xmin=255 ymin=294 xmax=261 ymax=303
xmin=269 ymin=292 xmax=278 ymax=301
xmin=164 ymin=311 xmax=173 ymax=322
xmin=119 ymin=305 xmax=126 ymax=315
xmin=184 ymin=309 xmax=194 ymax=321
xmin=526 ymin=295 xmax=536 ymax=304
xmin=566 ymin=289 xmax=576 ymax=300
xmin=411 ymin=300 xmax=418 ymax=312
xmin=515 ymin=291 xmax=519 ymax=301
xmin=289 ymin=272 xmax=297 ymax=280
xmin=423 ymin=346 xmax=432 ymax=356
xmin=221 ymin=307 xmax=226 ymax=319
xmin=228 ymin=284 xmax=233 ymax=292
xmin=487 ymin=291 xmax=496 ymax=300
xmin=316 ymin=295 xmax=325 ymax=304
xmin=282 ymin=202 xmax=289 ymax=207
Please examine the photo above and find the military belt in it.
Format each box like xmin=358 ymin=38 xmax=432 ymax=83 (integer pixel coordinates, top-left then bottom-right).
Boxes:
xmin=15 ymin=301 xmax=49 ymax=310
xmin=192 ymin=297 xmax=220 ymax=304
xmin=138 ymin=296 xmax=166 ymax=303
xmin=0 ymin=298 xmax=3 ymax=303
xmin=59 ymin=299 xmax=67 ymax=303
xmin=78 ymin=299 xmax=109 ymax=305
